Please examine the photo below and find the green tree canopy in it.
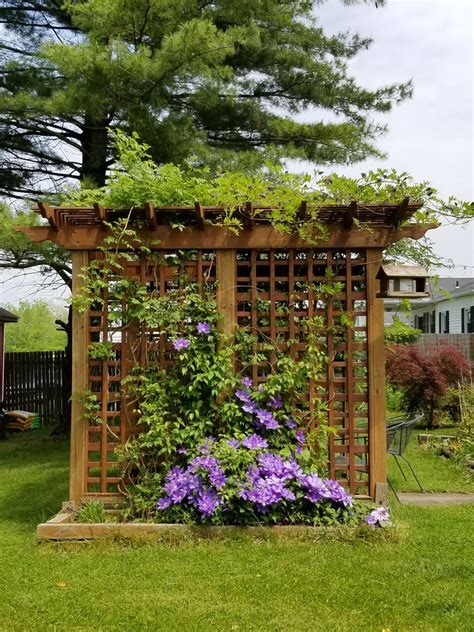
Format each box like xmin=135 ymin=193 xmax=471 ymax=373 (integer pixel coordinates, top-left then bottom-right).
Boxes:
xmin=0 ymin=203 xmax=71 ymax=287
xmin=0 ymin=0 xmax=409 ymax=198
xmin=3 ymin=299 xmax=67 ymax=352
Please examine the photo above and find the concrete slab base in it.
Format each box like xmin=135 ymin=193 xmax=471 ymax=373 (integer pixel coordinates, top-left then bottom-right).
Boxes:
xmin=397 ymin=493 xmax=474 ymax=506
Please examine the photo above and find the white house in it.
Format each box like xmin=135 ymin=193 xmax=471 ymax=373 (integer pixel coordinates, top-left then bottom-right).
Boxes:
xmin=384 ymin=278 xmax=474 ymax=333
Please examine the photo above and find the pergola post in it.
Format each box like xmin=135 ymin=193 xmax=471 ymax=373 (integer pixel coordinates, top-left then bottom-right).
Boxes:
xmin=69 ymin=250 xmax=89 ymax=505
xmin=366 ymin=248 xmax=388 ymax=501
xmin=216 ymin=250 xmax=237 ymax=339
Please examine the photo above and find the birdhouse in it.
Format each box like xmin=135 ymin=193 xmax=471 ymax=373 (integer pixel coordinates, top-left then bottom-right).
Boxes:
xmin=376 ymin=265 xmax=429 ymax=298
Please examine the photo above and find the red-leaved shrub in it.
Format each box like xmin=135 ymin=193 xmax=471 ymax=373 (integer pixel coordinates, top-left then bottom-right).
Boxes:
xmin=385 ymin=344 xmax=470 ymax=427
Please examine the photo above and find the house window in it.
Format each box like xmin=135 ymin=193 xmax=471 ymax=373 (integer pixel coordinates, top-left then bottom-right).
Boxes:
xmin=439 ymin=311 xmax=450 ymax=333
xmin=414 ymin=313 xmax=432 ymax=333
xmin=463 ymin=306 xmax=474 ymax=333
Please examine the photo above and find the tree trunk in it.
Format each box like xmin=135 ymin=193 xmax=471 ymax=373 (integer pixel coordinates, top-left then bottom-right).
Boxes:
xmin=53 ymin=115 xmax=108 ymax=434
xmin=80 ymin=115 xmax=109 ymax=187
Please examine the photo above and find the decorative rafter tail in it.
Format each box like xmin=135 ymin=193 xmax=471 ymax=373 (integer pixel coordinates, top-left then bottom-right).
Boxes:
xmin=93 ymin=203 xmax=107 ymax=223
xmin=194 ymin=202 xmax=205 ymax=230
xmin=391 ymin=196 xmax=410 ymax=228
xmin=343 ymin=200 xmax=358 ymax=230
xmin=297 ymin=201 xmax=308 ymax=222
xmin=144 ymin=202 xmax=157 ymax=228
xmin=37 ymin=201 xmax=58 ymax=230
xmin=241 ymin=202 xmax=255 ymax=230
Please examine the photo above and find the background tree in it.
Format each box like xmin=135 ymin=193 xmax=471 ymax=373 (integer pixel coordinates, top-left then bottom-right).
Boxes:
xmin=386 ymin=344 xmax=470 ymax=428
xmin=0 ymin=203 xmax=71 ymax=432
xmin=0 ymin=0 xmax=408 ymax=198
xmin=3 ymin=299 xmax=67 ymax=352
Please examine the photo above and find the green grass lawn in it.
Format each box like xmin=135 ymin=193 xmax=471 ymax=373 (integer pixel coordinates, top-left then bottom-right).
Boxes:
xmin=388 ymin=427 xmax=474 ymax=494
xmin=0 ymin=429 xmax=473 ymax=631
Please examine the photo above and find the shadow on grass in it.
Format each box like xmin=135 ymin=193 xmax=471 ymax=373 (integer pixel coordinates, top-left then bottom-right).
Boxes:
xmin=0 ymin=431 xmax=69 ymax=527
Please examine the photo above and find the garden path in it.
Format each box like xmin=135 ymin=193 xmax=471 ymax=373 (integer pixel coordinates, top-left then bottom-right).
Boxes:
xmin=398 ymin=492 xmax=474 ymax=505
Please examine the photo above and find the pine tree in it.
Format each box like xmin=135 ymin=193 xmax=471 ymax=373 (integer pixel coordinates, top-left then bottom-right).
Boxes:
xmin=0 ymin=0 xmax=409 ymax=198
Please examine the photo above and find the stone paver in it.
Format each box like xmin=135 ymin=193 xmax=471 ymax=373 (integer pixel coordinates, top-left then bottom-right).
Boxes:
xmin=398 ymin=492 xmax=474 ymax=506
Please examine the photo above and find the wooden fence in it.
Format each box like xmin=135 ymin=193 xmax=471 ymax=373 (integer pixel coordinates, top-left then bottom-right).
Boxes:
xmin=417 ymin=334 xmax=474 ymax=371
xmin=3 ymin=351 xmax=68 ymax=424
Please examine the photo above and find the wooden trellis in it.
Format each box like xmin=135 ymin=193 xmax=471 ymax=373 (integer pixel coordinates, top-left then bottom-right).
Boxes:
xmin=20 ymin=200 xmax=436 ymax=503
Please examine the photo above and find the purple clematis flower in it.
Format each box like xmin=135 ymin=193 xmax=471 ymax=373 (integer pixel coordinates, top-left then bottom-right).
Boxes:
xmin=226 ymin=438 xmax=240 ymax=449
xmin=242 ymin=401 xmax=257 ymax=414
xmin=257 ymin=453 xmax=302 ymax=481
xmin=269 ymin=395 xmax=282 ymax=409
xmin=242 ymin=434 xmax=268 ymax=450
xmin=235 ymin=389 xmax=251 ymax=403
xmin=162 ymin=466 xmax=198 ymax=503
xmin=241 ymin=377 xmax=253 ymax=388
xmin=325 ymin=480 xmax=353 ymax=507
xmin=285 ymin=416 xmax=297 ymax=429
xmin=189 ymin=455 xmax=226 ymax=489
xmin=298 ymin=472 xmax=327 ymax=503
xmin=156 ymin=497 xmax=172 ymax=510
xmin=239 ymin=471 xmax=295 ymax=510
xmin=195 ymin=488 xmax=221 ymax=518
xmin=173 ymin=337 xmax=190 ymax=351
xmin=255 ymin=408 xmax=280 ymax=430
xmin=197 ymin=322 xmax=211 ymax=335
xmin=365 ymin=506 xmax=390 ymax=525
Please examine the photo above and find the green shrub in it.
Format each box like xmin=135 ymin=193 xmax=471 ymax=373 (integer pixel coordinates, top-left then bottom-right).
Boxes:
xmin=384 ymin=318 xmax=421 ymax=344
xmin=386 ymin=344 xmax=470 ymax=428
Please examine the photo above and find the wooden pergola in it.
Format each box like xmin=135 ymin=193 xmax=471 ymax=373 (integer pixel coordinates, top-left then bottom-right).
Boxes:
xmin=20 ymin=199 xmax=436 ymax=505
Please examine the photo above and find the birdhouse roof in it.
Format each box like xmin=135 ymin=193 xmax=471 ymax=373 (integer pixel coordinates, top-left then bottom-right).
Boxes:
xmin=376 ymin=265 xmax=429 ymax=279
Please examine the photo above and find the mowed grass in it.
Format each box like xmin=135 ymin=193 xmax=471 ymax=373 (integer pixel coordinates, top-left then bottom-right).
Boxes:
xmin=0 ymin=430 xmax=473 ymax=631
xmin=388 ymin=427 xmax=474 ymax=494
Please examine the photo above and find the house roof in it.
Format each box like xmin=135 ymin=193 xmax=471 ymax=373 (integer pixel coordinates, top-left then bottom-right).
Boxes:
xmin=0 ymin=307 xmax=18 ymax=323
xmin=431 ymin=278 xmax=474 ymax=297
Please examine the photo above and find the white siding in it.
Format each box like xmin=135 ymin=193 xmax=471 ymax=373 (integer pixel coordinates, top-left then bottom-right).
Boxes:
xmin=410 ymin=292 xmax=474 ymax=333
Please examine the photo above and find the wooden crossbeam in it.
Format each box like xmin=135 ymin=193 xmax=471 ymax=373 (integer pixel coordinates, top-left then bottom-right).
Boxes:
xmin=144 ymin=202 xmax=157 ymax=228
xmin=194 ymin=202 xmax=205 ymax=230
xmin=93 ymin=203 xmax=107 ymax=223
xmin=391 ymin=197 xmax=409 ymax=228
xmin=343 ymin=201 xmax=358 ymax=229
xmin=37 ymin=202 xmax=58 ymax=230
xmin=17 ymin=223 xmax=438 ymax=250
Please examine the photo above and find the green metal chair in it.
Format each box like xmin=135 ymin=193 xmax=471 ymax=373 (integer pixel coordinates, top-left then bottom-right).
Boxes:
xmin=387 ymin=414 xmax=424 ymax=500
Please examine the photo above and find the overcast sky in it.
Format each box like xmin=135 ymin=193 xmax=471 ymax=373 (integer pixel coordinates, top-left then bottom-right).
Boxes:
xmin=0 ymin=0 xmax=473 ymax=306
xmin=314 ymin=0 xmax=473 ymax=273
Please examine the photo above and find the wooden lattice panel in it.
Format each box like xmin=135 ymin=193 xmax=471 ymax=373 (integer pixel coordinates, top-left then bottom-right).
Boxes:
xmin=83 ymin=247 xmax=369 ymax=498
xmin=236 ymin=249 xmax=369 ymax=495
xmin=85 ymin=250 xmax=216 ymax=496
